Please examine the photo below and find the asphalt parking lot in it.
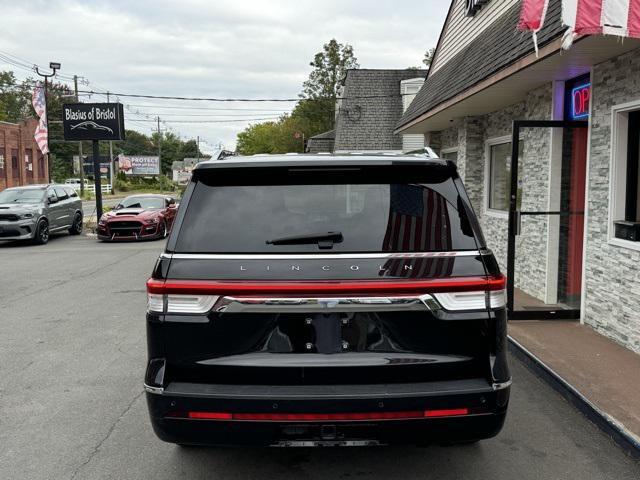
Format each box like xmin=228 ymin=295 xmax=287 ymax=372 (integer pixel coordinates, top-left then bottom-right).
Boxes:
xmin=0 ymin=234 xmax=638 ymax=480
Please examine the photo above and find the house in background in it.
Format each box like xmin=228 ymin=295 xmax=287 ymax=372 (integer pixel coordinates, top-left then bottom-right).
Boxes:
xmin=334 ymin=69 xmax=427 ymax=153
xmin=306 ymin=129 xmax=335 ymax=153
xmin=0 ymin=118 xmax=48 ymax=191
xmin=307 ymin=69 xmax=426 ymax=154
xmin=172 ymin=158 xmax=199 ymax=185
xmin=396 ymin=0 xmax=640 ymax=353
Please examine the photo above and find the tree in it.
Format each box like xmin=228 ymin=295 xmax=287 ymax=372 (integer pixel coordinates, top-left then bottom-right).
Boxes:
xmin=423 ymin=48 xmax=436 ymax=69
xmin=302 ymin=39 xmax=359 ymax=100
xmin=236 ymin=39 xmax=359 ymax=154
xmin=0 ymin=71 xmax=34 ymax=122
xmin=114 ymin=130 xmax=156 ymax=157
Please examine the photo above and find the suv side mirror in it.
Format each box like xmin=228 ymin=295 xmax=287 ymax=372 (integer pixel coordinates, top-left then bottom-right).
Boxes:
xmin=48 ymin=195 xmax=58 ymax=204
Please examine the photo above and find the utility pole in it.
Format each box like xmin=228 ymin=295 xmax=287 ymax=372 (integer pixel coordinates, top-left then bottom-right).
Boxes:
xmin=73 ymin=75 xmax=85 ymax=196
xmin=157 ymin=116 xmax=163 ymax=194
xmin=107 ymin=92 xmax=115 ymax=194
xmin=196 ymin=136 xmax=200 ymax=162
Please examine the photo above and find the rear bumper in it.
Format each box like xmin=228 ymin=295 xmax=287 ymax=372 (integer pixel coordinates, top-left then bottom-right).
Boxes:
xmin=145 ymin=379 xmax=510 ymax=446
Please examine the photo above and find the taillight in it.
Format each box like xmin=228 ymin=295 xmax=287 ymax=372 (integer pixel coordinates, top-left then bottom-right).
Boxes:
xmin=146 ymin=290 xmax=219 ymax=314
xmin=146 ymin=275 xmax=506 ymax=314
xmin=433 ymin=288 xmax=506 ymax=311
xmin=177 ymin=408 xmax=471 ymax=422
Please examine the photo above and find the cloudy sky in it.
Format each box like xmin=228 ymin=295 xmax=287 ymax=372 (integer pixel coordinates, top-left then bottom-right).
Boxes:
xmin=0 ymin=0 xmax=448 ymax=151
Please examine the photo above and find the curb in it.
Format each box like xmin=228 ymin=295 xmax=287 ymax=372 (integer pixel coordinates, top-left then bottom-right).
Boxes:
xmin=508 ymin=336 xmax=640 ymax=460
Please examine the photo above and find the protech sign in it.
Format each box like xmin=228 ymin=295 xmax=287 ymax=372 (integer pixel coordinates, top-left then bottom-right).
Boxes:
xmin=62 ymin=103 xmax=125 ymax=141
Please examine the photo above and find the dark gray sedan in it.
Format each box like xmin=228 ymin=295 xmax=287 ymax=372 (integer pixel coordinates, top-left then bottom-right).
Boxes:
xmin=0 ymin=184 xmax=83 ymax=244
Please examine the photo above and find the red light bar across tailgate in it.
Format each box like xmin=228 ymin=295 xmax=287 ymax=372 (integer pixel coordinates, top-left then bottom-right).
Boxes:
xmin=184 ymin=408 xmax=470 ymax=422
xmin=147 ymin=276 xmax=505 ymax=296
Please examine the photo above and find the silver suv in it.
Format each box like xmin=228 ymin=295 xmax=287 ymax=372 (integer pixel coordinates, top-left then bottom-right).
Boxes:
xmin=0 ymin=184 xmax=83 ymax=245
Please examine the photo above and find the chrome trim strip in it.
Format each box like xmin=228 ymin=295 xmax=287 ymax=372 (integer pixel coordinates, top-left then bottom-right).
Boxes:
xmin=214 ymin=294 xmax=441 ymax=313
xmin=162 ymin=251 xmax=481 ymax=260
xmin=492 ymin=380 xmax=512 ymax=391
xmin=144 ymin=384 xmax=164 ymax=395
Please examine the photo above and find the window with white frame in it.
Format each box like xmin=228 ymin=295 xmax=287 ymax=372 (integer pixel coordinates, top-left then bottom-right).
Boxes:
xmin=610 ymin=102 xmax=640 ymax=246
xmin=486 ymin=138 xmax=523 ymax=212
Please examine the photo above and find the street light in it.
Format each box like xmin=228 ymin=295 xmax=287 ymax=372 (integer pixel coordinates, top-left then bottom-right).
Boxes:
xmin=35 ymin=62 xmax=61 ymax=181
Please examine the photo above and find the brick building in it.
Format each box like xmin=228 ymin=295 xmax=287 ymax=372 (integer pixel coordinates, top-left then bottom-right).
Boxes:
xmin=0 ymin=118 xmax=49 ymax=191
xmin=396 ymin=0 xmax=640 ymax=353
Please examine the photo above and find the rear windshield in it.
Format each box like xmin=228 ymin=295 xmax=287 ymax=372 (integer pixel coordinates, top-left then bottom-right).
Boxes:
xmin=174 ymin=167 xmax=479 ymax=253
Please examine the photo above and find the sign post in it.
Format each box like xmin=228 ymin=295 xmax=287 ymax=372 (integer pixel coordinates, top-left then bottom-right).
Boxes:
xmin=62 ymin=103 xmax=125 ymax=220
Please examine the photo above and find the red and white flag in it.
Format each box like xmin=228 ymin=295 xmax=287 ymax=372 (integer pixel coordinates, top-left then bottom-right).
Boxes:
xmin=518 ymin=0 xmax=550 ymax=31
xmin=31 ymin=83 xmax=49 ymax=155
xmin=563 ymin=0 xmax=640 ymax=40
xmin=518 ymin=0 xmax=551 ymax=54
xmin=519 ymin=0 xmax=640 ymax=50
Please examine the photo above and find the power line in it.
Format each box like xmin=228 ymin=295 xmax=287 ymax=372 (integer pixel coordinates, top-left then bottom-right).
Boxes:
xmin=77 ymin=90 xmax=404 ymax=102
xmin=130 ymin=117 xmax=282 ymax=124
xmin=125 ymin=103 xmax=294 ymax=112
xmin=128 ymin=112 xmax=286 ymax=118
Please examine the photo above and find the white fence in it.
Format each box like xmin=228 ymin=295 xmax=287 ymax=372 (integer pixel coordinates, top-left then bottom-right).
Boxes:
xmin=68 ymin=183 xmax=112 ymax=194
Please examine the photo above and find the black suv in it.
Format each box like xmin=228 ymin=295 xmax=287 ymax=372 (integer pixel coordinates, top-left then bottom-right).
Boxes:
xmin=145 ymin=154 xmax=510 ymax=447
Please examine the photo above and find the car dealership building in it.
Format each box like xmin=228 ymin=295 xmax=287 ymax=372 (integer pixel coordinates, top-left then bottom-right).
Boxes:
xmin=397 ymin=0 xmax=640 ymax=353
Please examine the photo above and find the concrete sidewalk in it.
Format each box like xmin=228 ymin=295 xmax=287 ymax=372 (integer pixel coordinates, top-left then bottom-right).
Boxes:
xmin=508 ymin=320 xmax=640 ymax=452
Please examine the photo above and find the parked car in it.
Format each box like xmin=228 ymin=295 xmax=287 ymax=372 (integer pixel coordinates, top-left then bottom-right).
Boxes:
xmin=97 ymin=194 xmax=177 ymax=241
xmin=0 ymin=184 xmax=83 ymax=245
xmin=144 ymin=154 xmax=510 ymax=447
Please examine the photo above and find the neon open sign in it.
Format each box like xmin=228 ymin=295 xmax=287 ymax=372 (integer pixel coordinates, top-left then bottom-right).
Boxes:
xmin=571 ymin=83 xmax=591 ymax=120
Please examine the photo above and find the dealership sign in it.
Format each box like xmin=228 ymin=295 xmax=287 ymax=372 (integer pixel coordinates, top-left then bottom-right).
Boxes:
xmin=118 ymin=155 xmax=160 ymax=175
xmin=62 ymin=103 xmax=125 ymax=141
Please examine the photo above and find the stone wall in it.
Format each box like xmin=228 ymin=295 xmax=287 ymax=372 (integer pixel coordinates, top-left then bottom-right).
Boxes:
xmin=585 ymin=50 xmax=640 ymax=353
xmin=430 ymin=51 xmax=640 ymax=353
xmin=439 ymin=84 xmax=553 ymax=301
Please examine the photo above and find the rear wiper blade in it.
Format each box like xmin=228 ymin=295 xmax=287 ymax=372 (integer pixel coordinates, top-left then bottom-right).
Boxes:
xmin=266 ymin=231 xmax=343 ymax=249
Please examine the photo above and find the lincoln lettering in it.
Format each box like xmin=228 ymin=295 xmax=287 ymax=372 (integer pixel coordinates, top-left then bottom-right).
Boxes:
xmin=237 ymin=264 xmax=416 ymax=272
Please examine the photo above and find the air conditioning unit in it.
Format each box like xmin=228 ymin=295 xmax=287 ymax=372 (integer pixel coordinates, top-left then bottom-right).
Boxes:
xmin=614 ymin=221 xmax=640 ymax=241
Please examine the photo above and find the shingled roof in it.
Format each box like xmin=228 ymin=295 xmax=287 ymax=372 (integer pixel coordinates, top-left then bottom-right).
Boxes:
xmin=397 ymin=0 xmax=565 ymax=131
xmin=335 ymin=69 xmax=427 ymax=151
xmin=308 ymin=129 xmax=335 ymax=140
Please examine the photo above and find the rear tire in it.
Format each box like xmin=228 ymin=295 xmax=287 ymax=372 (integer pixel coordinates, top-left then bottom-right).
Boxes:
xmin=69 ymin=212 xmax=83 ymax=235
xmin=32 ymin=219 xmax=49 ymax=245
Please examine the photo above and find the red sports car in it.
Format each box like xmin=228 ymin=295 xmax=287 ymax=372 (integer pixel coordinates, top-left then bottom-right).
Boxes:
xmin=97 ymin=194 xmax=178 ymax=241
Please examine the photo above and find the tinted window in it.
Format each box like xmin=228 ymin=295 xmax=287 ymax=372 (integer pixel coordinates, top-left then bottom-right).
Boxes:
xmin=54 ymin=187 xmax=69 ymax=200
xmin=119 ymin=196 xmax=165 ymax=209
xmin=175 ymin=171 xmax=478 ymax=253
xmin=65 ymin=187 xmax=78 ymax=198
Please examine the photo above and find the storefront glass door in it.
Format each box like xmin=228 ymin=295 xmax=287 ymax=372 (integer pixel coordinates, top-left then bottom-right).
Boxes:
xmin=507 ymin=120 xmax=589 ymax=320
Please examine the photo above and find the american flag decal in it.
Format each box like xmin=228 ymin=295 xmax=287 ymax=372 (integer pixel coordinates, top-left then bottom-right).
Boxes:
xmin=32 ymin=83 xmax=49 ymax=155
xmin=381 ymin=185 xmax=453 ymax=278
